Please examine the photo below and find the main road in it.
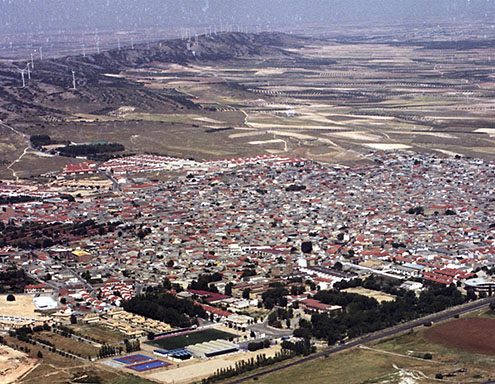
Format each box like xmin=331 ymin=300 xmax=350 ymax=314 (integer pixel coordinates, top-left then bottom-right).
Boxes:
xmin=229 ymin=297 xmax=494 ymax=384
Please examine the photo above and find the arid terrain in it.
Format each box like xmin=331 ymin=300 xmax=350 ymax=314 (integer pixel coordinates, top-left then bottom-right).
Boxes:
xmin=243 ymin=310 xmax=495 ymax=384
xmin=0 ymin=23 xmax=494 ymax=179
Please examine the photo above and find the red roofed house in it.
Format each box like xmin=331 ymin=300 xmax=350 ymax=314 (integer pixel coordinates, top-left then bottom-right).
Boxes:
xmin=300 ymin=298 xmax=342 ymax=314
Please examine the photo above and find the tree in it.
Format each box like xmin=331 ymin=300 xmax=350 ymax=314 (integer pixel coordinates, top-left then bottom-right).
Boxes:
xmin=241 ymin=269 xmax=256 ymax=278
xmin=225 ymin=282 xmax=233 ymax=296
xmin=466 ymin=289 xmax=477 ymax=302
xmin=166 ymin=260 xmax=175 ymax=268
xmin=333 ymin=262 xmax=343 ymax=271
xmin=301 ymin=241 xmax=313 ymax=254
xmin=242 ymin=288 xmax=251 ymax=300
xmin=262 ymin=287 xmax=289 ymax=309
xmin=163 ymin=278 xmax=172 ymax=290
xmin=6 ymin=294 xmax=15 ymax=302
xmin=124 ymin=293 xmax=207 ymax=328
xmin=70 ymin=314 xmax=77 ymax=324
xmin=37 ymin=351 xmax=43 ymax=359
xmin=81 ymin=270 xmax=91 ymax=282
xmin=407 ymin=206 xmax=424 ymax=215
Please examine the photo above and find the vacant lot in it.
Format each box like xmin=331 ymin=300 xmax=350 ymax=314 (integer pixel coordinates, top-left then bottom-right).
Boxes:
xmin=68 ymin=323 xmax=127 ymax=345
xmin=34 ymin=331 xmax=100 ymax=358
xmin=148 ymin=329 xmax=236 ymax=350
xmin=0 ymin=345 xmax=38 ymax=384
xmin=342 ymin=287 xmax=396 ymax=303
xmin=0 ymin=294 xmax=47 ymax=319
xmin=424 ymin=318 xmax=495 ymax=355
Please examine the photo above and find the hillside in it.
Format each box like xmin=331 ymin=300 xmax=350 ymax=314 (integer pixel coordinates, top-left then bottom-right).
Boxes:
xmin=0 ymin=32 xmax=302 ymax=122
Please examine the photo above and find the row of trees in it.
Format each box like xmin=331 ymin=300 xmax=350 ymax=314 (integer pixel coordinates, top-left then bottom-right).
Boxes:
xmin=304 ymin=285 xmax=466 ymax=345
xmin=281 ymin=337 xmax=314 ymax=356
xmin=0 ymin=267 xmax=35 ymax=293
xmin=30 ymin=134 xmax=68 ymax=148
xmin=0 ymin=195 xmax=36 ymax=205
xmin=202 ymin=350 xmax=294 ymax=383
xmin=247 ymin=339 xmax=271 ymax=352
xmin=124 ymin=339 xmax=140 ymax=353
xmin=58 ymin=143 xmax=125 ymax=158
xmin=123 ymin=292 xmax=207 ymax=327
xmin=333 ymin=275 xmax=404 ymax=296
xmin=98 ymin=344 xmax=122 ymax=358
xmin=9 ymin=327 xmax=82 ymax=360
xmin=0 ymin=219 xmax=122 ymax=249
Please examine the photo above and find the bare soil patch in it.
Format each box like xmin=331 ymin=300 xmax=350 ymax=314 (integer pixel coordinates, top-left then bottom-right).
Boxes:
xmin=424 ymin=318 xmax=495 ymax=355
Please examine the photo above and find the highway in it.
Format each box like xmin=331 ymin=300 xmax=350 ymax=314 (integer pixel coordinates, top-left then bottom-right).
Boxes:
xmin=229 ymin=297 xmax=494 ymax=384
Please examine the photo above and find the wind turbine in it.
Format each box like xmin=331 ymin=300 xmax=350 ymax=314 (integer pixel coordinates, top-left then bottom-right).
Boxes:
xmin=71 ymin=70 xmax=77 ymax=90
xmin=26 ymin=62 xmax=31 ymax=80
xmin=30 ymin=53 xmax=34 ymax=69
xmin=39 ymin=46 xmax=43 ymax=60
xmin=20 ymin=69 xmax=26 ymax=88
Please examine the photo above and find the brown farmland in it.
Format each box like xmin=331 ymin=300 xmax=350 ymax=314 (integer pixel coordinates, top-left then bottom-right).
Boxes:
xmin=425 ymin=318 xmax=495 ymax=355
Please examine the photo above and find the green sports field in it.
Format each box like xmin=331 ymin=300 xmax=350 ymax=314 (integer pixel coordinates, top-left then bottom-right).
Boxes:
xmin=148 ymin=328 xmax=236 ymax=350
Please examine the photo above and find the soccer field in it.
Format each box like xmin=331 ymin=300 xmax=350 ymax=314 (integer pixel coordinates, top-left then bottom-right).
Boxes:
xmin=148 ymin=329 xmax=236 ymax=350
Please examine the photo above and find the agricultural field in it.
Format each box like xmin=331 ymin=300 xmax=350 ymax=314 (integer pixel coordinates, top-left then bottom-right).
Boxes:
xmin=68 ymin=323 xmax=128 ymax=345
xmin=33 ymin=331 xmax=100 ymax=359
xmin=148 ymin=328 xmax=237 ymax=350
xmin=1 ymin=24 xmax=495 ymax=179
xmin=423 ymin=318 xmax=495 ymax=356
xmin=242 ymin=315 xmax=495 ymax=384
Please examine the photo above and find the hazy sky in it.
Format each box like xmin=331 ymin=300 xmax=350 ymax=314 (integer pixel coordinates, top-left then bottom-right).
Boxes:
xmin=0 ymin=0 xmax=493 ymax=34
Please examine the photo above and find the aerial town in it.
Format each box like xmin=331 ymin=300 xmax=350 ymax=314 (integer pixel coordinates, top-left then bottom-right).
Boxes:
xmin=1 ymin=1 xmax=495 ymax=384
xmin=1 ymin=149 xmax=494 ymax=383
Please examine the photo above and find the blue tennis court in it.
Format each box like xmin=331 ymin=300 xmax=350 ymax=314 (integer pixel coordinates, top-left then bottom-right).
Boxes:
xmin=128 ymin=359 xmax=171 ymax=372
xmin=114 ymin=354 xmax=153 ymax=365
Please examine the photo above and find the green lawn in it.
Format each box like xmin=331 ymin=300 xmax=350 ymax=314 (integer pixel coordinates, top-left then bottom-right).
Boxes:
xmin=148 ymin=328 xmax=236 ymax=350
